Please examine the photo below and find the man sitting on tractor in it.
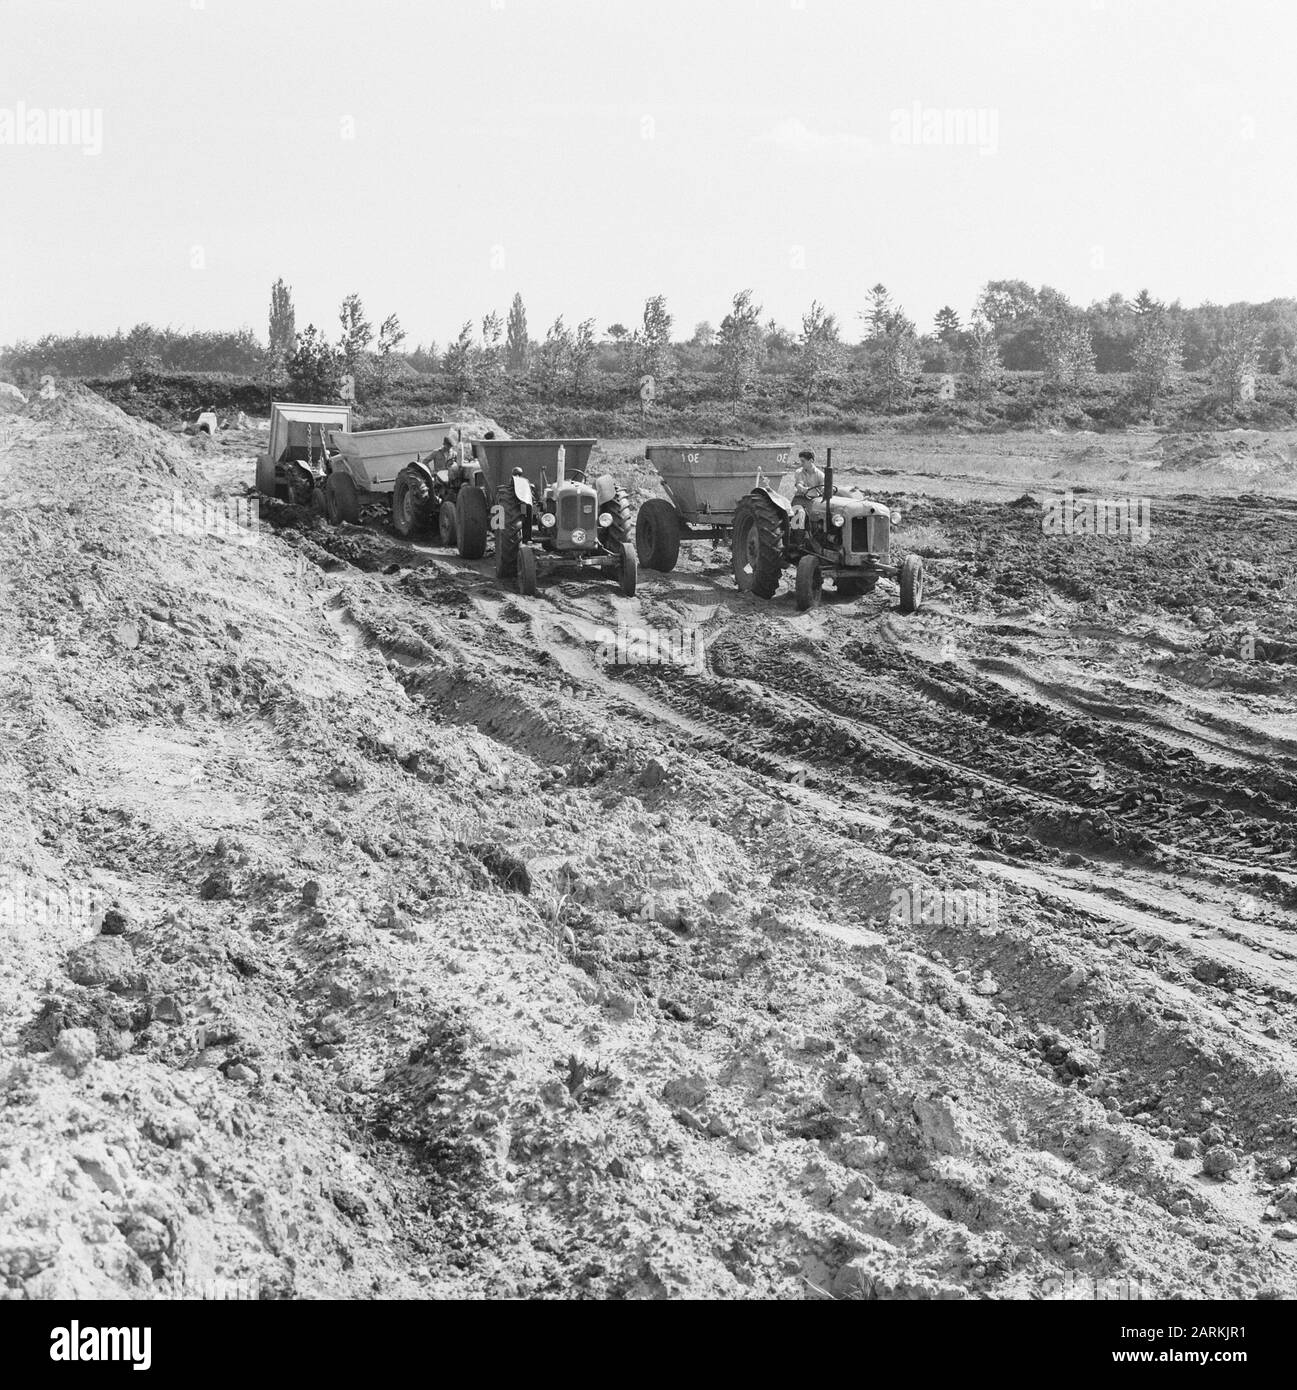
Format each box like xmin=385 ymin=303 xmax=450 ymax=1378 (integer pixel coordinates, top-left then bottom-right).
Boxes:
xmin=785 ymin=449 xmax=826 ymax=530
xmin=792 ymin=448 xmax=825 ymax=498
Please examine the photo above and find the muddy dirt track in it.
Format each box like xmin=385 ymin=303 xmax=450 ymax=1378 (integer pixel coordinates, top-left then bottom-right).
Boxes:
xmin=2 ymin=388 xmax=1297 ymax=1299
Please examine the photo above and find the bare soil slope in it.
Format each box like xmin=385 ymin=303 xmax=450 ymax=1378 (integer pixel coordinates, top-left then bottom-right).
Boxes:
xmin=2 ymin=389 xmax=1296 ymax=1299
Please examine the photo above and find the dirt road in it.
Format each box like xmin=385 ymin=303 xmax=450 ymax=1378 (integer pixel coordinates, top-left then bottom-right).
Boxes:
xmin=2 ymin=389 xmax=1296 ymax=1299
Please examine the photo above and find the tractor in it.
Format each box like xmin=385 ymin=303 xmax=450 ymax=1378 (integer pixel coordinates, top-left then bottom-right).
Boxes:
xmin=731 ymin=447 xmax=925 ymax=613
xmin=390 ymin=431 xmax=473 ymax=546
xmin=491 ymin=442 xmax=637 ymax=597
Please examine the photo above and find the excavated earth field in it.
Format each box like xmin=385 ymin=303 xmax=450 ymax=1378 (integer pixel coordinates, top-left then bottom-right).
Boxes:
xmin=1 ymin=387 xmax=1296 ymax=1300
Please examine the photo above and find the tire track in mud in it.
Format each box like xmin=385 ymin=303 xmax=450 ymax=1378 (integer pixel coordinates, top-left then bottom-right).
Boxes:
xmin=273 ymin=494 xmax=1297 ymax=1289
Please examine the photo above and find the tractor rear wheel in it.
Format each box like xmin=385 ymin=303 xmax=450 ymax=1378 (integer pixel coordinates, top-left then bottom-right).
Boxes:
xmin=618 ymin=541 xmax=638 ymax=597
xmin=456 ymin=486 xmax=489 ymax=559
xmin=899 ymin=553 xmax=925 ymax=614
xmin=325 ymin=472 xmax=361 ymax=526
xmin=392 ymin=467 xmax=434 ymax=538
xmin=437 ymin=499 xmax=457 ymax=548
xmin=495 ymin=486 xmax=523 ymax=581
xmin=795 ymin=554 xmax=823 ymax=611
xmin=518 ymin=545 xmax=538 ymax=596
xmin=732 ymin=493 xmax=786 ymax=599
xmin=599 ymin=485 xmax=633 ymax=550
xmin=636 ymin=498 xmax=681 ymax=572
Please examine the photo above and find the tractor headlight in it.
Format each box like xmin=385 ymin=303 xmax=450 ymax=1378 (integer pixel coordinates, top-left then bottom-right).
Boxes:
xmin=831 ymin=513 xmax=845 ymax=528
xmin=598 ymin=512 xmax=613 ymax=529
xmin=540 ymin=511 xmax=556 ymax=527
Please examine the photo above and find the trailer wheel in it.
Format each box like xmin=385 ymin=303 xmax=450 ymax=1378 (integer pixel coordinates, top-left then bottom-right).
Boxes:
xmin=635 ymin=498 xmax=681 ymax=572
xmin=795 ymin=555 xmax=823 ymax=611
xmin=255 ymin=452 xmax=278 ymax=500
xmin=456 ymin=486 xmax=489 ymax=559
xmin=899 ymin=553 xmax=925 ymax=614
xmin=437 ymin=500 xmax=457 ymax=549
xmin=285 ymin=463 xmax=315 ymax=507
xmin=325 ymin=472 xmax=361 ymax=526
xmin=392 ymin=467 xmax=434 ymax=538
xmin=495 ymin=486 xmax=522 ymax=581
xmin=518 ymin=545 xmax=538 ymax=597
xmin=618 ymin=541 xmax=638 ymax=597
xmin=732 ymin=493 xmax=786 ymax=599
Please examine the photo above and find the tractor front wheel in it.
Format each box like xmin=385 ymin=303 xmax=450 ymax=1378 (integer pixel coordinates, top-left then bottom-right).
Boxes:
xmin=795 ymin=554 xmax=823 ymax=611
xmin=618 ymin=541 xmax=638 ymax=597
xmin=636 ymin=498 xmax=681 ymax=572
xmin=325 ymin=472 xmax=361 ymax=526
xmin=732 ymin=493 xmax=786 ymax=599
xmin=899 ymin=553 xmax=925 ymax=614
xmin=456 ymin=486 xmax=489 ymax=559
xmin=518 ymin=545 xmax=538 ymax=596
xmin=437 ymin=499 xmax=457 ymax=548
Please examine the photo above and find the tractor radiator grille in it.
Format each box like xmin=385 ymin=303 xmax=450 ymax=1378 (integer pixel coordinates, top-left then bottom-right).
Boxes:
xmin=559 ymin=493 xmax=580 ymax=530
xmin=851 ymin=514 xmax=890 ymax=555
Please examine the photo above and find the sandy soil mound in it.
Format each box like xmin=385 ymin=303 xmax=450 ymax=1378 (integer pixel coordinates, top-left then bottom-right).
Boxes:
xmin=1156 ymin=430 xmax=1296 ymax=476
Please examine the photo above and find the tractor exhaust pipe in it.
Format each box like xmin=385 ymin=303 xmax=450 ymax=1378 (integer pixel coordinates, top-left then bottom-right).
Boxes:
xmin=556 ymin=444 xmax=566 ymax=486
xmin=824 ymin=447 xmax=834 ymax=529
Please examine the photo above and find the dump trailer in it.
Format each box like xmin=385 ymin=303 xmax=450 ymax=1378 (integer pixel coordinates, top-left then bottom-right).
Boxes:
xmin=636 ymin=443 xmax=793 ymax=572
xmin=468 ymin=438 xmax=636 ymax=595
xmin=321 ymin=421 xmax=460 ymax=528
xmin=255 ymin=402 xmax=354 ymax=504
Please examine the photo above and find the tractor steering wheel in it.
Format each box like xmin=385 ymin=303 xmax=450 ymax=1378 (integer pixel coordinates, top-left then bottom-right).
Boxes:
xmin=801 ymin=484 xmax=824 ymax=500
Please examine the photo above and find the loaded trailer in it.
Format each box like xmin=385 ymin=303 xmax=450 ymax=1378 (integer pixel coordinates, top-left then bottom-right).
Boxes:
xmin=635 ymin=442 xmax=793 ymax=572
xmin=321 ymin=421 xmax=462 ymax=529
xmin=255 ymin=402 xmax=355 ymax=505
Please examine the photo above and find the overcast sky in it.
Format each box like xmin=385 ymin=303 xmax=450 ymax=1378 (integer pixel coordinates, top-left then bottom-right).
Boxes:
xmin=1 ymin=0 xmax=1292 ymax=347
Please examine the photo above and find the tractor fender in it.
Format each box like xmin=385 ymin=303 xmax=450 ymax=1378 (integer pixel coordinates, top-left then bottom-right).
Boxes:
xmin=403 ymin=457 xmax=436 ymax=487
xmin=751 ymin=484 xmax=792 ymax=516
xmin=594 ymin=473 xmax=618 ymax=504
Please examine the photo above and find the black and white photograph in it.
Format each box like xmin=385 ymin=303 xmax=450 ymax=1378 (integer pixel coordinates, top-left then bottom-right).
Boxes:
xmin=1 ymin=0 xmax=1294 ymax=1347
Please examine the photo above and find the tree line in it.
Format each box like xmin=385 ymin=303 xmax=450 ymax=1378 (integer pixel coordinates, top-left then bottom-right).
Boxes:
xmin=4 ymin=276 xmax=1295 ymax=419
